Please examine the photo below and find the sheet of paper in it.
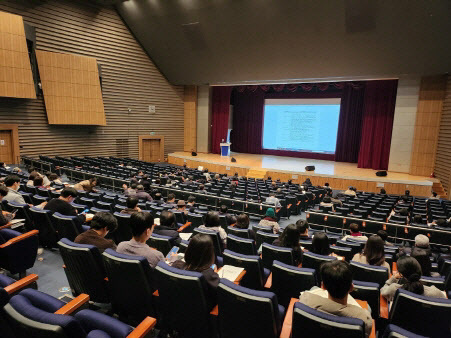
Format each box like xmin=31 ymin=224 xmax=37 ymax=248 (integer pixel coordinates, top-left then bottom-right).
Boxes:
xmin=219 ymin=265 xmax=245 ymax=281
xmin=301 ymin=288 xmax=361 ymax=307
xmin=179 ymin=233 xmax=192 ymax=241
xmin=9 ymin=219 xmax=25 ymax=225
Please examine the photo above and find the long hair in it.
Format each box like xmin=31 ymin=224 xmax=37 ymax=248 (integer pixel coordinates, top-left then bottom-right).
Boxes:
xmin=311 ymin=232 xmax=331 ymax=256
xmin=397 ymin=256 xmax=424 ymax=295
xmin=278 ymin=224 xmax=301 ymax=249
xmin=363 ymin=235 xmax=386 ymax=266
xmin=184 ymin=234 xmax=215 ymax=272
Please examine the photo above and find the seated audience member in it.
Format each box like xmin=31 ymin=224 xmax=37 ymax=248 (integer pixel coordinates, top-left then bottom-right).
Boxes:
xmin=176 ymin=200 xmax=188 ymax=223
xmin=117 ymin=212 xmax=164 ymax=268
xmin=434 ymin=218 xmax=449 ymax=228
xmin=33 ymin=176 xmax=46 ymax=189
xmin=123 ymin=183 xmax=137 ymax=197
xmin=140 ymin=174 xmax=151 ymax=191
xmin=273 ymin=223 xmax=302 ymax=265
xmin=186 ymin=195 xmax=196 ymax=212
xmin=381 ymin=256 xmax=446 ymax=302
xmin=352 ymin=235 xmax=391 ymax=274
xmin=319 ymin=196 xmax=335 ymax=211
xmin=327 ymin=191 xmax=343 ymax=207
xmin=429 ymin=191 xmax=439 ymax=200
xmin=45 ymin=187 xmax=86 ymax=223
xmin=74 ymin=212 xmax=117 ymax=252
xmin=297 ymin=219 xmax=310 ymax=240
xmin=135 ymin=184 xmax=152 ymax=201
xmin=344 ymin=186 xmax=356 ymax=197
xmin=42 ymin=171 xmax=52 ymax=187
xmin=74 ymin=177 xmax=98 ymax=192
xmin=153 ymin=210 xmax=181 ymax=245
xmin=258 ymin=208 xmax=280 ymax=234
xmin=411 ymin=214 xmax=425 ymax=226
xmin=407 ymin=234 xmax=435 ymax=276
xmin=342 ymin=223 xmax=368 ymax=242
xmin=153 ymin=192 xmax=164 ymax=205
xmin=172 ymin=234 xmax=219 ymax=310
xmin=310 ymin=232 xmax=333 ymax=257
xmin=397 ymin=196 xmax=411 ymax=210
xmin=299 ymin=260 xmax=372 ymax=337
xmin=166 ymin=193 xmax=176 ymax=206
xmin=302 ymin=178 xmax=312 ymax=187
xmin=380 ymin=188 xmax=387 ymax=195
xmin=377 ymin=230 xmax=394 ymax=246
xmin=196 ymin=184 xmax=207 ymax=194
xmin=199 ymin=211 xmax=227 ymax=246
xmin=26 ymin=173 xmax=38 ymax=187
xmin=389 ymin=207 xmax=409 ymax=223
xmin=219 ymin=205 xmax=235 ymax=226
xmin=203 ymin=168 xmax=211 ymax=181
xmin=0 ymin=186 xmax=14 ymax=225
xmin=3 ymin=175 xmax=26 ymax=204
xmin=121 ymin=196 xmax=141 ymax=215
xmin=48 ymin=173 xmax=63 ymax=186
xmin=265 ymin=192 xmax=281 ymax=208
xmin=235 ymin=213 xmax=255 ymax=241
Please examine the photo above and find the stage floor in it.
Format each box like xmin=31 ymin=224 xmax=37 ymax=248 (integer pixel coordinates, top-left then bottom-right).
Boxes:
xmin=168 ymin=152 xmax=435 ymax=186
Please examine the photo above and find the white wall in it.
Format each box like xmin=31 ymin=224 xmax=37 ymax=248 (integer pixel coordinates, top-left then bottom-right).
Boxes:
xmin=196 ymin=86 xmax=212 ymax=153
xmin=388 ymin=76 xmax=421 ymax=173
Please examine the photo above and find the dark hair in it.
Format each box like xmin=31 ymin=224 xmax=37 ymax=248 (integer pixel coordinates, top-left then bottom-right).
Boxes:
xmin=413 ymin=214 xmax=423 ymax=224
xmin=4 ymin=175 xmax=20 ymax=187
xmin=436 ymin=218 xmax=447 ymax=227
xmin=220 ymin=205 xmax=228 ymax=213
xmin=33 ymin=176 xmax=44 ymax=187
xmin=320 ymin=260 xmax=353 ymax=299
xmin=397 ymin=256 xmax=424 ymax=295
xmin=28 ymin=173 xmax=38 ymax=181
xmin=311 ymin=232 xmax=331 ymax=255
xmin=130 ymin=212 xmax=154 ymax=237
xmin=432 ymin=192 xmax=437 ymax=197
xmin=48 ymin=173 xmax=58 ymax=181
xmin=199 ymin=184 xmax=205 ymax=191
xmin=401 ymin=195 xmax=408 ymax=203
xmin=399 ymin=208 xmax=408 ymax=217
xmin=188 ymin=196 xmax=196 ymax=203
xmin=405 ymin=190 xmax=410 ymax=196
xmin=126 ymin=196 xmax=139 ymax=209
xmin=130 ymin=183 xmax=138 ymax=190
xmin=296 ymin=219 xmax=308 ymax=234
xmin=160 ymin=210 xmax=176 ymax=229
xmin=324 ymin=183 xmax=329 ymax=187
xmin=349 ymin=223 xmax=360 ymax=233
xmin=322 ymin=196 xmax=331 ymax=203
xmin=154 ymin=193 xmax=162 ymax=200
xmin=60 ymin=187 xmax=78 ymax=198
xmin=90 ymin=212 xmax=118 ymax=232
xmin=0 ymin=185 xmax=8 ymax=197
xmin=377 ymin=230 xmax=388 ymax=242
xmin=235 ymin=214 xmax=249 ymax=229
xmin=89 ymin=177 xmax=97 ymax=184
xmin=167 ymin=193 xmax=175 ymax=201
xmin=363 ymin=235 xmax=386 ymax=266
xmin=184 ymin=234 xmax=215 ymax=272
xmin=155 ymin=178 xmax=161 ymax=185
xmin=205 ymin=211 xmax=220 ymax=228
xmin=380 ymin=188 xmax=386 ymax=194
xmin=278 ymin=224 xmax=301 ymax=250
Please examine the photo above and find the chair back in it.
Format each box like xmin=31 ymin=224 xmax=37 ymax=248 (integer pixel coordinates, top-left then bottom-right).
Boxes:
xmin=382 ymin=324 xmax=428 ymax=338
xmin=389 ymin=289 xmax=451 ymax=337
xmin=147 ymin=233 xmax=172 ymax=256
xmin=301 ymin=252 xmax=337 ymax=284
xmin=226 ymin=226 xmax=251 ymax=239
xmin=223 ymin=250 xmax=268 ymax=290
xmin=350 ymin=280 xmax=381 ymax=318
xmin=256 ymin=230 xmax=279 ymax=249
xmin=193 ymin=227 xmax=223 ymax=257
xmin=292 ymin=302 xmax=365 ymax=338
xmin=112 ymin=212 xmax=133 ymax=244
xmin=155 ymin=262 xmax=212 ymax=337
xmin=217 ymin=279 xmax=283 ymax=338
xmin=271 ymin=260 xmax=316 ymax=308
xmin=102 ymin=249 xmax=156 ymax=324
xmin=52 ymin=213 xmax=83 ymax=242
xmin=350 ymin=261 xmax=389 ymax=288
xmin=57 ymin=238 xmax=109 ymax=303
xmin=6 ymin=201 xmax=33 ymax=230
xmin=29 ymin=207 xmax=58 ymax=248
xmin=330 ymin=245 xmax=353 ymax=261
xmin=0 ymin=228 xmax=39 ymax=275
xmin=261 ymin=243 xmax=294 ymax=269
xmin=226 ymin=234 xmax=256 ymax=255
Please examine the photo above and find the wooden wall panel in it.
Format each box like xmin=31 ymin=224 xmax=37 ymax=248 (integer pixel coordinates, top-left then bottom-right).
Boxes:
xmin=434 ymin=75 xmax=451 ymax=194
xmin=184 ymin=85 xmax=197 ymax=152
xmin=36 ymin=50 xmax=106 ymax=125
xmin=0 ymin=11 xmax=36 ymax=99
xmin=0 ymin=1 xmax=183 ymax=160
xmin=410 ymin=75 xmax=447 ymax=176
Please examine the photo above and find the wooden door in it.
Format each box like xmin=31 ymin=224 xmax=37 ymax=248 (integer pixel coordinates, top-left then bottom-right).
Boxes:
xmin=142 ymin=139 xmax=162 ymax=162
xmin=0 ymin=130 xmax=13 ymax=164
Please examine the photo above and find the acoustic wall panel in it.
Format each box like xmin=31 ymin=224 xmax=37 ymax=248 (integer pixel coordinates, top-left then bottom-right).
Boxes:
xmin=36 ymin=50 xmax=106 ymax=125
xmin=0 ymin=0 xmax=184 ymax=159
xmin=0 ymin=11 xmax=36 ymax=99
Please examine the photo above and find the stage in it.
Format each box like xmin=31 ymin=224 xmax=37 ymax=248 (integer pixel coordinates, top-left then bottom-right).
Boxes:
xmin=168 ymin=152 xmax=436 ymax=197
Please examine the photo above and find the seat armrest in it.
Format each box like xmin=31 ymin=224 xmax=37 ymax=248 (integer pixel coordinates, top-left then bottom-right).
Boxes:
xmin=264 ymin=273 xmax=272 ymax=289
xmin=210 ymin=305 xmax=218 ymax=316
xmin=0 ymin=230 xmax=39 ymax=248
xmin=177 ymin=222 xmax=192 ymax=232
xmin=0 ymin=223 xmax=13 ymax=230
xmin=127 ymin=317 xmax=157 ymax=338
xmin=54 ymin=294 xmax=90 ymax=315
xmin=3 ymin=274 xmax=39 ymax=294
xmin=280 ymin=298 xmax=297 ymax=338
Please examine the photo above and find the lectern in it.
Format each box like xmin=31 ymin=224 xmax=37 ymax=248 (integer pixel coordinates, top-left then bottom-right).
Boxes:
xmin=220 ymin=143 xmax=231 ymax=156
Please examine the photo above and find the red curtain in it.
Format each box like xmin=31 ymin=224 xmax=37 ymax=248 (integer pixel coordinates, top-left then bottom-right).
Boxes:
xmin=230 ymin=88 xmax=265 ymax=154
xmin=211 ymin=86 xmax=233 ymax=154
xmin=335 ymin=83 xmax=366 ymax=163
xmin=357 ymin=80 xmax=398 ymax=170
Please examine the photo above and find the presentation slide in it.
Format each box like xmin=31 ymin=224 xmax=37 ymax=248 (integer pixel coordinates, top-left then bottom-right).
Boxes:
xmin=262 ymin=98 xmax=341 ymax=154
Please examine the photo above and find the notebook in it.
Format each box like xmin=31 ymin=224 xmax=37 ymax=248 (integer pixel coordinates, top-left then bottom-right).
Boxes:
xmin=218 ymin=265 xmax=245 ymax=282
xmin=179 ymin=233 xmax=193 ymax=241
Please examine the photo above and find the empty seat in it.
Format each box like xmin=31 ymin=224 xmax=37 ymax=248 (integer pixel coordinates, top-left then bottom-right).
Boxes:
xmin=29 ymin=207 xmax=58 ymax=248
xmin=270 ymin=260 xmax=316 ymax=308
xmin=147 ymin=233 xmax=172 ymax=256
xmin=255 ymin=230 xmax=279 ymax=249
xmin=350 ymin=261 xmax=389 ymax=288
xmin=261 ymin=243 xmax=294 ymax=269
xmin=52 ymin=212 xmax=87 ymax=242
xmin=350 ymin=280 xmax=381 ymax=319
xmin=226 ymin=226 xmax=251 ymax=239
xmin=226 ymin=234 xmax=257 ymax=255
xmin=382 ymin=324 xmax=428 ymax=338
xmin=217 ymin=278 xmax=285 ymax=338
xmin=330 ymin=245 xmax=353 ymax=261
xmin=0 ymin=229 xmax=39 ymax=276
xmin=292 ymin=302 xmax=366 ymax=338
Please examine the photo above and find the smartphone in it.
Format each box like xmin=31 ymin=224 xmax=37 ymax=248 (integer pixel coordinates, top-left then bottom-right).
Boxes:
xmin=166 ymin=246 xmax=179 ymax=260
xmin=81 ymin=209 xmax=90 ymax=214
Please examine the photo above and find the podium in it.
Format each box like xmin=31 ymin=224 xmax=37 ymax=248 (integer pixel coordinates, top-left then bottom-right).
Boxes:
xmin=220 ymin=143 xmax=231 ymax=156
